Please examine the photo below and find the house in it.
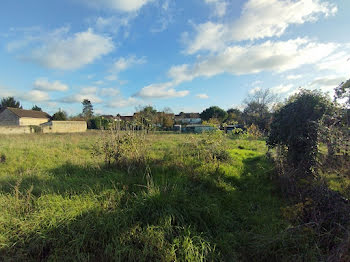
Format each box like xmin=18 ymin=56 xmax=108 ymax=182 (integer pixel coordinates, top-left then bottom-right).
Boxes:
xmin=175 ymin=112 xmax=201 ymax=125
xmin=0 ymin=107 xmax=51 ymax=126
xmin=119 ymin=115 xmax=134 ymax=122
xmin=100 ymin=115 xmax=118 ymax=120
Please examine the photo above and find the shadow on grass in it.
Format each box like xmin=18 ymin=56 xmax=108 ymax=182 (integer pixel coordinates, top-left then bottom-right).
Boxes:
xmin=0 ymin=156 xmax=314 ymax=261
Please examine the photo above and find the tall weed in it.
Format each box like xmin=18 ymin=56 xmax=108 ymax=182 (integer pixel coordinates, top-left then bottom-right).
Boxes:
xmin=93 ymin=130 xmax=148 ymax=173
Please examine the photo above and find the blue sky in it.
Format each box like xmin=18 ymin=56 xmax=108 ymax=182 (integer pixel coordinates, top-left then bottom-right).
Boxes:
xmin=0 ymin=0 xmax=349 ymax=116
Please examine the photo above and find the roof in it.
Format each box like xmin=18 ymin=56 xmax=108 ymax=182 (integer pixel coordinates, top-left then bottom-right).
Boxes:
xmin=156 ymin=112 xmax=175 ymax=116
xmin=100 ymin=115 xmax=116 ymax=119
xmin=119 ymin=116 xmax=134 ymax=121
xmin=175 ymin=113 xmax=200 ymax=119
xmin=4 ymin=107 xmax=51 ymax=119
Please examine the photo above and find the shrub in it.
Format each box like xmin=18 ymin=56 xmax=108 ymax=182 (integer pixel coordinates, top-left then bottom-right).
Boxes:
xmin=268 ymin=89 xmax=350 ymax=261
xmin=246 ymin=124 xmax=263 ymax=139
xmin=180 ymin=131 xmax=230 ymax=163
xmin=30 ymin=125 xmax=42 ymax=133
xmin=93 ymin=130 xmax=148 ymax=173
xmin=267 ymin=89 xmax=333 ymax=175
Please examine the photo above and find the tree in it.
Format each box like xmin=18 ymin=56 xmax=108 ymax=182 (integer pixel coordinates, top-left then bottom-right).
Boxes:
xmin=245 ymin=88 xmax=278 ymax=109
xmin=226 ymin=108 xmax=243 ymax=124
xmin=135 ymin=106 xmax=158 ymax=131
xmin=82 ymin=99 xmax=94 ymax=120
xmin=32 ymin=105 xmax=42 ymax=111
xmin=243 ymin=88 xmax=277 ymax=132
xmin=267 ymin=89 xmax=333 ymax=174
xmin=51 ymin=110 xmax=68 ymax=121
xmin=243 ymin=101 xmax=270 ymax=132
xmin=0 ymin=97 xmax=22 ymax=109
xmin=155 ymin=107 xmax=174 ymax=130
xmin=90 ymin=116 xmax=112 ymax=130
xmin=200 ymin=106 xmax=228 ymax=123
xmin=335 ymin=79 xmax=350 ymax=107
xmin=329 ymin=79 xmax=350 ymax=156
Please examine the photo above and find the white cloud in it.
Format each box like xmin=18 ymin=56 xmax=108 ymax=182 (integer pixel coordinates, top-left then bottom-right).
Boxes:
xmin=33 ymin=78 xmax=69 ymax=91
xmin=286 ymin=74 xmax=303 ymax=80
xmin=1 ymin=84 xmax=51 ymax=103
xmin=100 ymin=88 xmax=120 ymax=96
xmin=249 ymin=87 xmax=261 ymax=94
xmin=105 ymin=75 xmax=118 ymax=81
xmin=204 ymin=0 xmax=228 ymax=17
xmin=81 ymin=86 xmax=98 ymax=94
xmin=111 ymin=55 xmax=146 ymax=73
xmin=136 ymin=82 xmax=189 ymax=98
xmin=143 ymin=38 xmax=343 ymax=97
xmin=252 ymin=80 xmax=263 ymax=86
xmin=287 ymin=75 xmax=347 ymax=97
xmin=172 ymin=38 xmax=337 ymax=84
xmin=186 ymin=0 xmax=337 ymax=54
xmin=0 ymin=85 xmax=15 ymax=97
xmin=15 ymin=28 xmax=114 ymax=70
xmin=150 ymin=0 xmax=174 ymax=33
xmin=196 ymin=93 xmax=209 ymax=99
xmin=271 ymin=84 xmax=294 ymax=94
xmin=94 ymin=15 xmax=133 ymax=34
xmin=107 ymin=97 xmax=140 ymax=108
xmin=107 ymin=56 xmax=146 ymax=81
xmin=184 ymin=22 xmax=226 ymax=54
xmin=309 ymin=75 xmax=347 ymax=93
xmin=80 ymin=0 xmax=153 ymax=12
xmin=61 ymin=94 xmax=102 ymax=104
xmin=94 ymin=80 xmax=105 ymax=85
xmin=317 ymin=51 xmax=350 ymax=74
xmin=21 ymin=90 xmax=50 ymax=102
xmin=87 ymin=74 xmax=95 ymax=79
xmin=61 ymin=86 xmax=102 ymax=103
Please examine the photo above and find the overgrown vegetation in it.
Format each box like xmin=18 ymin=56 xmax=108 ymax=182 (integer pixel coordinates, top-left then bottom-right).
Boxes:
xmin=0 ymin=81 xmax=349 ymax=261
xmin=0 ymin=131 xmax=318 ymax=261
xmin=268 ymin=89 xmax=350 ymax=261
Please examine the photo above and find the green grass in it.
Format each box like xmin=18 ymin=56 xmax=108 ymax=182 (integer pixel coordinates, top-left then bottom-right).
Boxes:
xmin=0 ymin=132 xmax=316 ymax=261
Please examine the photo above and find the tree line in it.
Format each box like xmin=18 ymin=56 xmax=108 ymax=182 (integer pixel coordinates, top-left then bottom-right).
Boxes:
xmin=1 ymin=80 xmax=348 ymax=135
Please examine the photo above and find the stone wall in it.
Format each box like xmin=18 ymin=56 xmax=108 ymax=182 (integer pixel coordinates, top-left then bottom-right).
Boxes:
xmin=19 ymin=117 xmax=50 ymax=126
xmin=0 ymin=109 xmax=19 ymax=126
xmin=0 ymin=126 xmax=33 ymax=134
xmin=41 ymin=121 xmax=87 ymax=133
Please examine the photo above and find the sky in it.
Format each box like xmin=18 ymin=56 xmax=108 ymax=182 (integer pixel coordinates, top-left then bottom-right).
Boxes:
xmin=0 ymin=0 xmax=349 ymax=116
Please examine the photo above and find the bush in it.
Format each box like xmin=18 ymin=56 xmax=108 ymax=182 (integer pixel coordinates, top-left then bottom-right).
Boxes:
xmin=51 ymin=111 xmax=68 ymax=121
xmin=30 ymin=125 xmax=42 ymax=133
xmin=267 ymin=89 xmax=333 ymax=175
xmin=268 ymin=89 xmax=350 ymax=261
xmin=93 ymin=131 xmax=148 ymax=173
xmin=181 ymin=131 xmax=230 ymax=163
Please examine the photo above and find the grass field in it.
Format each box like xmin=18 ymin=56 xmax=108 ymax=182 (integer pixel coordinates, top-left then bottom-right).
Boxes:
xmin=0 ymin=131 xmax=318 ymax=261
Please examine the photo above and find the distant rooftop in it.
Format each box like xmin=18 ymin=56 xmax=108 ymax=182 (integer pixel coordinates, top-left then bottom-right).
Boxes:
xmin=3 ymin=107 xmax=51 ymax=119
xmin=175 ymin=113 xmax=200 ymax=118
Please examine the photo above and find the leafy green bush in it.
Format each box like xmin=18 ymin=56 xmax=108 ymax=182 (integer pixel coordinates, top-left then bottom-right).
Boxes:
xmin=267 ymin=89 xmax=333 ymax=174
